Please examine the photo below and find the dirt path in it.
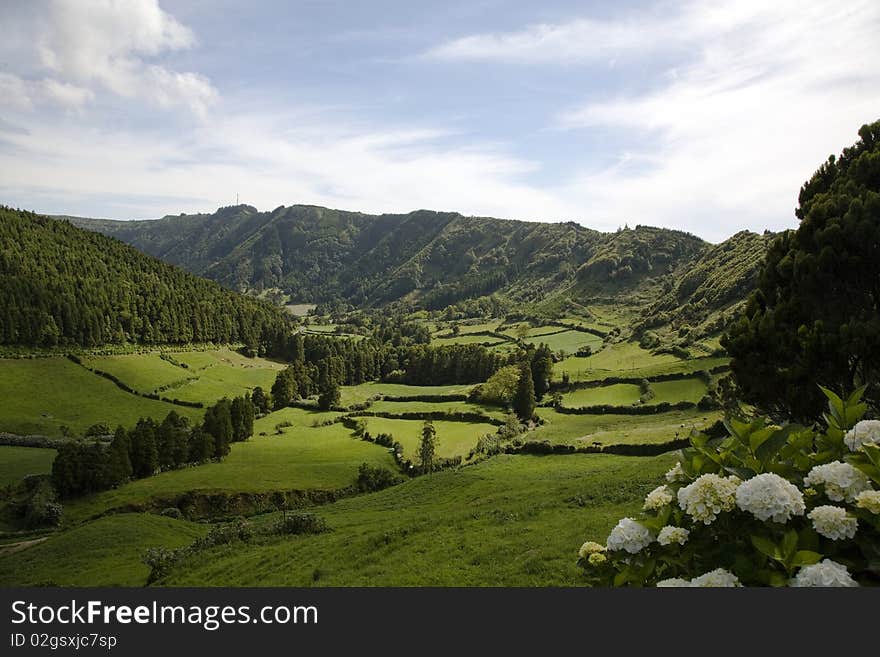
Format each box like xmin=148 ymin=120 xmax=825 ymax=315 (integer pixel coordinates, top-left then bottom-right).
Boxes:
xmin=0 ymin=536 xmax=49 ymax=555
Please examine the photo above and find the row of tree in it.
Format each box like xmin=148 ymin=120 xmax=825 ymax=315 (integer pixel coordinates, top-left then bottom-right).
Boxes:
xmin=51 ymin=395 xmax=255 ymax=498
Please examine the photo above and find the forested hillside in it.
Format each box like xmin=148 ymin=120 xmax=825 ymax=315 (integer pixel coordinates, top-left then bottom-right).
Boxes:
xmin=69 ymin=206 xmax=763 ymax=316
xmin=0 ymin=207 xmax=291 ymax=348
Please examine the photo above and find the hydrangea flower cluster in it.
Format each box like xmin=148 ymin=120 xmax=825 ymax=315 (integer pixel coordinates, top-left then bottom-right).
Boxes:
xmin=665 ymin=462 xmax=687 ymax=483
xmin=676 ymin=473 xmax=739 ymax=524
xmin=844 ymin=419 xmax=880 ymax=452
xmin=657 ymin=525 xmax=689 ymax=546
xmin=605 ymin=518 xmax=653 ymax=554
xmin=855 ymin=489 xmax=880 ymax=514
xmin=803 ymin=461 xmax=872 ymax=502
xmin=735 ymin=472 xmax=805 ymax=522
xmin=578 ymin=541 xmax=606 ymax=559
xmin=656 ymin=569 xmax=741 ymax=587
xmin=689 ymin=568 xmax=742 ymax=587
xmin=587 ymin=552 xmax=607 ymax=566
xmin=790 ymin=560 xmax=859 ymax=587
xmin=655 ymin=578 xmax=691 ymax=587
xmin=808 ymin=505 xmax=858 ymax=540
xmin=643 ymin=485 xmax=674 ymax=511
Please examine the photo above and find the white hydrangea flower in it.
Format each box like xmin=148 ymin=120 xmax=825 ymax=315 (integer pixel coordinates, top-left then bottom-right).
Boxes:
xmin=735 ymin=473 xmax=805 ymax=523
xmin=656 ymin=577 xmax=691 ymax=587
xmin=643 ymin=485 xmax=674 ymax=511
xmin=804 ymin=461 xmax=871 ymax=502
xmin=790 ymin=559 xmax=859 ymax=587
xmin=606 ymin=517 xmax=654 ymax=554
xmin=657 ymin=525 xmax=689 ymax=546
xmin=844 ymin=420 xmax=880 ymax=452
xmin=808 ymin=505 xmax=858 ymax=540
xmin=855 ymin=490 xmax=880 ymax=514
xmin=676 ymin=473 xmax=739 ymax=524
xmin=578 ymin=541 xmax=606 ymax=559
xmin=690 ymin=568 xmax=742 ymax=587
xmin=665 ymin=462 xmax=687 ymax=483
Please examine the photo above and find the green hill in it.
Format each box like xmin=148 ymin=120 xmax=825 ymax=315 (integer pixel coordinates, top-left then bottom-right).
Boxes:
xmin=0 ymin=206 xmax=291 ymax=348
xmin=67 ymin=206 xmax=764 ymax=323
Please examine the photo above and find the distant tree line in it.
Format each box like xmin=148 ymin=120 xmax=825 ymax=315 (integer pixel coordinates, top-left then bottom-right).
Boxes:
xmin=0 ymin=207 xmax=291 ymax=350
xmin=51 ymin=395 xmax=255 ymax=498
xmin=268 ymin=332 xmax=552 ymax=418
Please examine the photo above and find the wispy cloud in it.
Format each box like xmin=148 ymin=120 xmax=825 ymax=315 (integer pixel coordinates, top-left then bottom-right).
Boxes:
xmin=425 ymin=12 xmax=690 ymax=64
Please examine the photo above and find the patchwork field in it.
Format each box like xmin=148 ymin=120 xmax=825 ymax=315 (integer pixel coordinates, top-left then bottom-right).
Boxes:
xmin=358 ymin=417 xmax=498 ymax=461
xmin=561 ymin=383 xmax=642 ymax=407
xmin=533 ymin=407 xmax=720 ymax=446
xmin=62 ymin=411 xmax=396 ymax=524
xmin=0 ymin=446 xmax=56 ymax=487
xmin=0 ymin=357 xmax=203 ymax=436
xmin=339 ymin=382 xmax=474 ymax=407
xmin=84 ymin=348 xmax=284 ymax=404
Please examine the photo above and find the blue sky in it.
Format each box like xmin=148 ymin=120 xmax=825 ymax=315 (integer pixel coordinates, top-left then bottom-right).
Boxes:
xmin=0 ymin=0 xmax=878 ymax=241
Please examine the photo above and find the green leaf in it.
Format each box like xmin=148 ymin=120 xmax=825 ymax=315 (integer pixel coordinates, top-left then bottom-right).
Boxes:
xmin=791 ymin=551 xmax=822 ymax=567
xmin=751 ymin=535 xmax=782 ymax=560
xmin=768 ymin=571 xmax=789 ymax=587
xmin=781 ymin=529 xmax=798 ymax=560
xmin=748 ymin=426 xmax=777 ymax=453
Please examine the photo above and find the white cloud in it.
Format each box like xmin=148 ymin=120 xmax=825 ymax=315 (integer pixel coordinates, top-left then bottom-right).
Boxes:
xmin=551 ymin=0 xmax=880 ymax=239
xmin=0 ymin=73 xmax=93 ymax=111
xmin=3 ymin=0 xmax=216 ymax=116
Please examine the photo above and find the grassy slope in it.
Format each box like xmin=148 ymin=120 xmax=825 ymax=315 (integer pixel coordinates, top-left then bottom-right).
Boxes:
xmin=338 ymin=382 xmax=474 ymax=407
xmin=533 ymin=407 xmax=720 ymax=446
xmin=561 ymin=384 xmax=642 ymax=407
xmin=83 ymin=348 xmax=284 ymax=403
xmin=158 ymin=453 xmax=674 ymax=586
xmin=0 ymin=514 xmax=208 ymax=586
xmin=0 ymin=446 xmax=56 ymax=486
xmin=359 ymin=417 xmax=498 ymax=461
xmin=0 ymin=358 xmax=202 ymax=436
xmin=64 ymin=409 xmax=397 ymax=524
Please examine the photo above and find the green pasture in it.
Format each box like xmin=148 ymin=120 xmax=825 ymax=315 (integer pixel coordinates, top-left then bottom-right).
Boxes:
xmin=0 ymin=358 xmax=202 ymax=437
xmin=338 ymin=382 xmax=475 ymax=407
xmin=0 ymin=446 xmax=57 ymax=487
xmin=0 ymin=514 xmax=208 ymax=586
xmin=532 ymin=407 xmax=720 ymax=446
xmin=158 ymin=453 xmax=676 ymax=586
xmin=64 ymin=411 xmax=395 ymax=524
xmin=358 ymin=417 xmax=497 ymax=462
xmin=560 ymin=384 xmax=642 ymax=408
xmin=651 ymin=378 xmax=708 ymax=404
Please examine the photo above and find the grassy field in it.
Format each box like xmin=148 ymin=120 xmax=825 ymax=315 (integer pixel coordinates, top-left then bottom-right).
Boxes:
xmin=0 ymin=446 xmax=56 ymax=487
xmin=154 ymin=453 xmax=676 ymax=586
xmin=0 ymin=358 xmax=202 ymax=436
xmin=81 ymin=352 xmax=194 ymax=394
xmin=365 ymin=399 xmax=506 ymax=420
xmin=0 ymin=514 xmax=208 ymax=586
xmin=63 ymin=410 xmax=396 ymax=524
xmin=431 ymin=334 xmax=507 ymax=347
xmin=338 ymin=382 xmax=474 ymax=407
xmin=561 ymin=384 xmax=642 ymax=407
xmin=651 ymin=378 xmax=708 ymax=403
xmin=557 ymin=348 xmax=727 ymax=382
xmin=556 ymin=342 xmax=681 ymax=377
xmin=533 ymin=407 xmax=720 ymax=446
xmin=359 ymin=417 xmax=498 ymax=461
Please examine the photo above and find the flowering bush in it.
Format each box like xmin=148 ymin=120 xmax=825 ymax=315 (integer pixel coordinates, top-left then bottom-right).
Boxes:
xmin=576 ymin=386 xmax=880 ymax=586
